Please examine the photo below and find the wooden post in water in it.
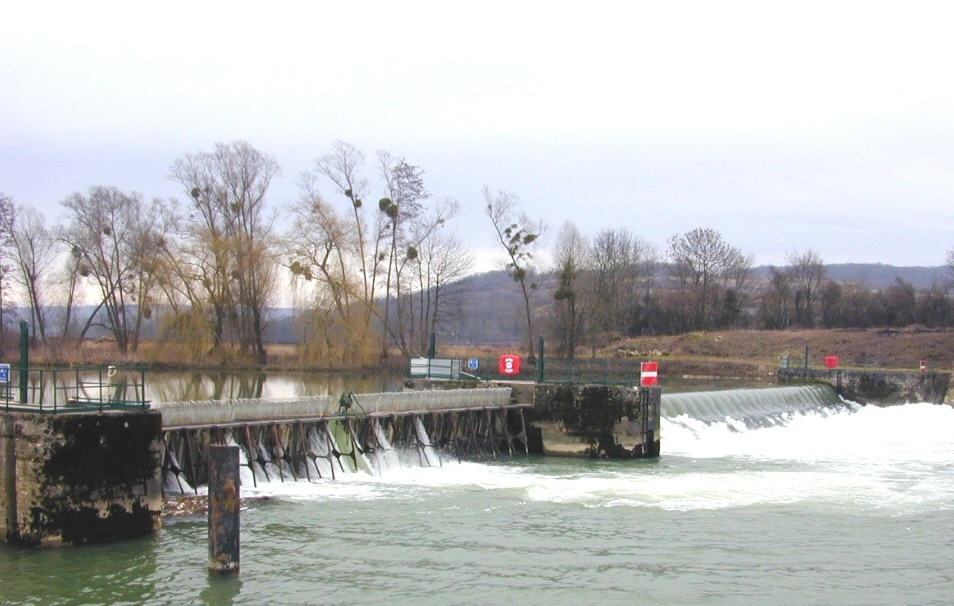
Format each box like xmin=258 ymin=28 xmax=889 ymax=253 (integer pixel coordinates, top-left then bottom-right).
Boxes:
xmin=208 ymin=445 xmax=240 ymax=574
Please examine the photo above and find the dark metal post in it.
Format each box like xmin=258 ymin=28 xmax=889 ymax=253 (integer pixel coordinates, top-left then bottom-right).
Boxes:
xmin=639 ymin=386 xmax=662 ymax=458
xmin=208 ymin=445 xmax=240 ymax=574
xmin=536 ymin=337 xmax=545 ymax=383
xmin=428 ymin=332 xmax=436 ymax=359
xmin=18 ymin=321 xmax=28 ymax=404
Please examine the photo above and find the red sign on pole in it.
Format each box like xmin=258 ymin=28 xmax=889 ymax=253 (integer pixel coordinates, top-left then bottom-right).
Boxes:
xmin=824 ymin=356 xmax=839 ymax=369
xmin=640 ymin=361 xmax=658 ymax=387
xmin=499 ymin=354 xmax=521 ymax=376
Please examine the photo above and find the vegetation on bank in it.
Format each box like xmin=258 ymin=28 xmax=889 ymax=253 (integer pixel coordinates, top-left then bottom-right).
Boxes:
xmin=15 ymin=327 xmax=953 ymax=381
xmin=2 ymin=139 xmax=954 ymax=373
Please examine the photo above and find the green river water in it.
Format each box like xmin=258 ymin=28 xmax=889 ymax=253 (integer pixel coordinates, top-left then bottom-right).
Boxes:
xmin=1 ymin=388 xmax=952 ymax=605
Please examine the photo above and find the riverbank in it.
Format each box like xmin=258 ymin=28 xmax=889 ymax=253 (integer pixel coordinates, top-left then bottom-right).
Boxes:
xmin=609 ymin=327 xmax=954 ymax=376
xmin=20 ymin=327 xmax=954 ymax=378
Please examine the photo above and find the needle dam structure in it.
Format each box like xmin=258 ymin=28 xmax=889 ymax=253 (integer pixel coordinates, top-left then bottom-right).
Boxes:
xmin=1 ymin=379 xmax=661 ymax=546
xmin=155 ymin=382 xmax=662 ymax=492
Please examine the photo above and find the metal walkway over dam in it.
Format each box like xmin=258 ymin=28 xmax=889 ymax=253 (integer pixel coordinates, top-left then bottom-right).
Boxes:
xmin=153 ymin=388 xmax=530 ymax=493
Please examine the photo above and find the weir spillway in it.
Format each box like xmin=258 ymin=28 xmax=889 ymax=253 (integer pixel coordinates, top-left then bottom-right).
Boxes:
xmin=662 ymin=384 xmax=845 ymax=427
xmin=153 ymin=388 xmax=530 ymax=493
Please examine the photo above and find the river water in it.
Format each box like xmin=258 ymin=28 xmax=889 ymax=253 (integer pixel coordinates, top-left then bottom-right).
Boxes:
xmin=2 ymin=397 xmax=953 ymax=605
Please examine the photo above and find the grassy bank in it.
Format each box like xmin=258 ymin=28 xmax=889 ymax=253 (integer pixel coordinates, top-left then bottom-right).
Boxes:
xmin=611 ymin=327 xmax=954 ymax=375
xmin=16 ymin=327 xmax=954 ymax=377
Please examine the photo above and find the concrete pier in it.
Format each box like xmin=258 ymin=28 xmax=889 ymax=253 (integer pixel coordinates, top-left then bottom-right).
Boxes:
xmin=408 ymin=381 xmax=662 ymax=459
xmin=527 ymin=384 xmax=661 ymax=458
xmin=0 ymin=411 xmax=162 ymax=546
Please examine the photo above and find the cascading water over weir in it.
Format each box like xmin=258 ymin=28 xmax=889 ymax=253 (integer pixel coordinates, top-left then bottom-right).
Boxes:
xmin=154 ymin=384 xmax=843 ymax=494
xmin=661 ymin=384 xmax=846 ymax=428
xmin=153 ymin=388 xmax=529 ymax=494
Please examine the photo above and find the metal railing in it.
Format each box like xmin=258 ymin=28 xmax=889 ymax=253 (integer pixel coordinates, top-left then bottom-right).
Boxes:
xmin=0 ymin=365 xmax=150 ymax=414
xmin=410 ymin=356 xmax=647 ymax=386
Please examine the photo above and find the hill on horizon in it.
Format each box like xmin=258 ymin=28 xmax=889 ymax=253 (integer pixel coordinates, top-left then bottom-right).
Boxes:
xmin=14 ymin=263 xmax=948 ymax=348
xmin=433 ymin=262 xmax=952 ymax=346
xmin=797 ymin=263 xmax=949 ymax=290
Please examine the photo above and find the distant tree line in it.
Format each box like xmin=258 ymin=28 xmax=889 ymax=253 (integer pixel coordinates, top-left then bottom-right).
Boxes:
xmin=544 ymin=229 xmax=954 ymax=359
xmin=3 ymin=140 xmax=954 ymax=365
xmin=0 ymin=140 xmax=470 ymax=365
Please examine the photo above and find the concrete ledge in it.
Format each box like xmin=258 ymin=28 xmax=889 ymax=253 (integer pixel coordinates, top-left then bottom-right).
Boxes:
xmin=152 ymin=388 xmax=515 ymax=428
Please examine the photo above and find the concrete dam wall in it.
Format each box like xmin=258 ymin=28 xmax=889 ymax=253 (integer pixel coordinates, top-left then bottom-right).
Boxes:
xmin=778 ymin=368 xmax=951 ymax=404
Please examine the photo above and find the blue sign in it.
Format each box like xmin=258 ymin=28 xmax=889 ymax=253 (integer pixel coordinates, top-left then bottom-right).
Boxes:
xmin=0 ymin=364 xmax=9 ymax=384
xmin=467 ymin=358 xmax=479 ymax=371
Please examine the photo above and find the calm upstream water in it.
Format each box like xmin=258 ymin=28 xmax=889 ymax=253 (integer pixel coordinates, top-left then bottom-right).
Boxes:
xmin=2 ymin=397 xmax=953 ymax=605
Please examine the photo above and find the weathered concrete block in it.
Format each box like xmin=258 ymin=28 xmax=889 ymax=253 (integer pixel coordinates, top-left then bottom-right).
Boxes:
xmin=778 ymin=369 xmax=950 ymax=404
xmin=528 ymin=384 xmax=661 ymax=458
xmin=0 ymin=411 xmax=162 ymax=547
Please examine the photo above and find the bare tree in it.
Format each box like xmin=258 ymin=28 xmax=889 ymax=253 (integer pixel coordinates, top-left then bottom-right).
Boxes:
xmin=587 ymin=228 xmax=654 ymax=347
xmin=59 ymin=186 xmax=164 ymax=355
xmin=0 ymin=193 xmax=15 ymax=349
xmin=313 ymin=140 xmax=383 ymax=309
xmin=880 ymin=277 xmax=917 ymax=327
xmin=397 ymin=198 xmax=467 ymax=355
xmin=759 ymin=266 xmax=793 ymax=329
xmin=485 ymin=187 xmax=546 ymax=362
xmin=411 ymin=219 xmax=472 ymax=354
xmin=551 ymin=221 xmax=588 ymax=359
xmin=946 ymin=247 xmax=954 ymax=288
xmin=785 ymin=249 xmax=826 ymax=327
xmin=285 ymin=174 xmax=379 ymax=365
xmin=378 ymin=152 xmax=428 ymax=358
xmin=292 ymin=143 xmax=468 ymax=363
xmin=4 ymin=203 xmax=60 ymax=344
xmin=169 ymin=140 xmax=280 ymax=363
xmin=666 ymin=227 xmax=750 ymax=330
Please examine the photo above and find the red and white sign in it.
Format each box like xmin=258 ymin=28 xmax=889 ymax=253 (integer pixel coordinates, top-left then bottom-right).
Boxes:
xmin=499 ymin=354 xmax=521 ymax=376
xmin=640 ymin=361 xmax=658 ymax=387
xmin=920 ymin=360 xmax=927 ymax=373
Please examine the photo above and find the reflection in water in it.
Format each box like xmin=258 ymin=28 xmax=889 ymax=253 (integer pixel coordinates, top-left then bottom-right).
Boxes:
xmin=145 ymin=370 xmax=404 ymax=402
xmin=15 ymin=367 xmax=151 ymax=408
xmin=201 ymin=574 xmax=243 ymax=606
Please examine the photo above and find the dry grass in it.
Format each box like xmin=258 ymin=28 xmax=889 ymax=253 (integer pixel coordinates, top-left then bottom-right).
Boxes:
xmin=15 ymin=327 xmax=954 ymax=376
xmin=612 ymin=327 xmax=954 ymax=372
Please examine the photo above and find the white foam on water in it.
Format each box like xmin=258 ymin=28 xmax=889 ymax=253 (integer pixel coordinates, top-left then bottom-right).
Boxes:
xmin=221 ymin=402 xmax=954 ymax=515
xmin=664 ymin=401 xmax=954 ymax=463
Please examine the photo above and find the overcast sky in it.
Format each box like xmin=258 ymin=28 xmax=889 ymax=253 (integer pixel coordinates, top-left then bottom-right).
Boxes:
xmin=3 ymin=1 xmax=953 ymax=271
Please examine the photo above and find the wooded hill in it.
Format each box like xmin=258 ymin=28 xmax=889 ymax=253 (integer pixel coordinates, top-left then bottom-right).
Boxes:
xmin=264 ymin=262 xmax=951 ymax=348
xmin=24 ymin=263 xmax=950 ymax=358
